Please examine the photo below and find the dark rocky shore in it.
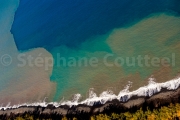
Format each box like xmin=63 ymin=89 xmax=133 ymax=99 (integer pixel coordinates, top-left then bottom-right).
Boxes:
xmin=1 ymin=87 xmax=180 ymax=119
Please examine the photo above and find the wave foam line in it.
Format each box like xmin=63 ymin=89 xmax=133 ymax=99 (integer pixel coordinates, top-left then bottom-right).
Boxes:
xmin=1 ymin=77 xmax=180 ymax=110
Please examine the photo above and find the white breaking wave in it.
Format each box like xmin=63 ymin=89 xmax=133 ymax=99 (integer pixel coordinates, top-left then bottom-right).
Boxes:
xmin=1 ymin=77 xmax=180 ymax=110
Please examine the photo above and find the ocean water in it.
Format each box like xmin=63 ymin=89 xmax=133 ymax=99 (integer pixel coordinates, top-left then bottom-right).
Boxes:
xmin=0 ymin=0 xmax=55 ymax=105
xmin=0 ymin=0 xmax=180 ymax=104
xmin=11 ymin=0 xmax=180 ymax=50
xmin=50 ymin=13 xmax=180 ymax=100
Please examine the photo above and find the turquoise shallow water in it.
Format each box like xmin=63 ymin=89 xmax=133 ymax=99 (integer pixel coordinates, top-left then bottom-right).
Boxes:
xmin=50 ymin=13 xmax=180 ymax=100
xmin=0 ymin=0 xmax=180 ymax=102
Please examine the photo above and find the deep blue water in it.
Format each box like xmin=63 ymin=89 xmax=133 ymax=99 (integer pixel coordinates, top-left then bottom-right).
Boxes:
xmin=11 ymin=0 xmax=180 ymax=51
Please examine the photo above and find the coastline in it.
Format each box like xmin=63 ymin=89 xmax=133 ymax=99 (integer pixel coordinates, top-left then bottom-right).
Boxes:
xmin=1 ymin=82 xmax=180 ymax=119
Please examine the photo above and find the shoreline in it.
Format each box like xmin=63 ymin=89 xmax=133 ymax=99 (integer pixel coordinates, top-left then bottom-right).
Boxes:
xmin=1 ymin=84 xmax=180 ymax=119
